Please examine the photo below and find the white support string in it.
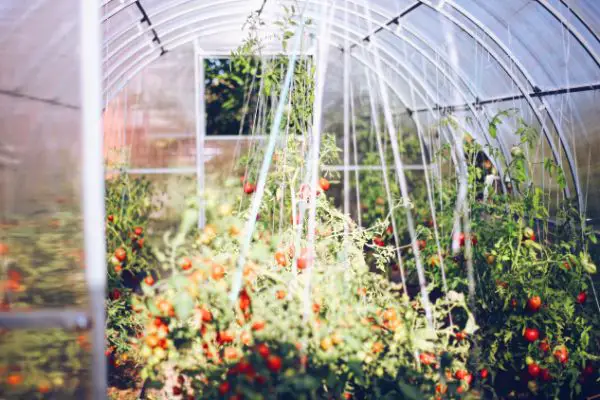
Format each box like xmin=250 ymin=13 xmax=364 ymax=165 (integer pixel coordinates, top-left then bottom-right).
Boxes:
xmin=194 ymin=40 xmax=206 ymax=229
xmin=365 ymin=28 xmax=434 ymax=325
xmin=229 ymin=5 xmax=309 ymax=303
xmin=402 ymin=41 xmax=453 ymax=325
xmin=342 ymin=0 xmax=351 ymax=264
xmin=349 ymin=82 xmax=362 ymax=227
xmin=363 ymin=66 xmax=408 ymax=300
xmin=304 ymin=0 xmax=336 ymax=321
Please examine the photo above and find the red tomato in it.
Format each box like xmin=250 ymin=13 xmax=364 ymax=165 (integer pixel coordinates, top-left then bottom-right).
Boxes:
xmin=240 ymin=331 xmax=252 ymax=346
xmin=134 ymin=227 xmax=143 ymax=236
xmin=371 ymin=342 xmax=384 ymax=354
xmin=144 ymin=275 xmax=155 ymax=286
xmin=224 ymin=348 xmax=239 ymax=361
xmin=38 ymin=381 xmax=51 ymax=393
xmin=114 ymin=248 xmax=127 ymax=262
xmin=456 ymin=331 xmax=467 ymax=341
xmin=7 ymin=373 xmax=22 ymax=386
xmin=276 ymin=290 xmax=286 ymax=300
xmin=464 ymin=373 xmax=473 ymax=385
xmin=172 ymin=386 xmax=183 ymax=396
xmin=218 ymin=382 xmax=230 ymax=395
xmin=526 ymin=296 xmax=542 ymax=312
xmin=523 ymin=327 xmax=540 ymax=342
xmin=274 ymin=251 xmax=287 ymax=267
xmin=212 ymin=264 xmax=225 ymax=280
xmin=107 ymin=215 xmax=114 ymax=223
xmin=373 ymin=237 xmax=385 ymax=247
xmin=457 ymin=232 xmax=466 ymax=247
xmin=218 ymin=331 xmax=234 ymax=344
xmin=577 ymin=291 xmax=587 ymax=304
xmin=479 ymin=368 xmax=489 ymax=379
xmin=266 ymin=355 xmax=282 ymax=372
xmin=237 ymin=360 xmax=252 ymax=375
xmin=7 ymin=269 xmax=21 ymax=282
xmin=111 ymin=289 xmax=121 ymax=300
xmin=297 ymin=249 xmax=310 ymax=270
xmin=527 ymin=363 xmax=540 ymax=378
xmin=382 ymin=308 xmax=396 ymax=322
xmin=243 ymin=182 xmax=256 ymax=194
xmin=180 ymin=258 xmax=192 ymax=271
xmin=582 ymin=363 xmax=594 ymax=377
xmin=252 ymin=321 xmax=265 ymax=331
xmin=455 ymin=370 xmax=468 ymax=380
xmin=540 ymin=368 xmax=552 ymax=382
xmin=419 ymin=353 xmax=436 ymax=365
xmin=554 ymin=346 xmax=569 ymax=364
xmin=200 ymin=307 xmax=212 ymax=323
xmin=417 ymin=240 xmax=426 ymax=250
xmin=319 ymin=177 xmax=330 ymax=191
xmin=257 ymin=343 xmax=270 ymax=358
xmin=539 ymin=340 xmax=550 ymax=352
xmin=238 ymin=290 xmax=251 ymax=312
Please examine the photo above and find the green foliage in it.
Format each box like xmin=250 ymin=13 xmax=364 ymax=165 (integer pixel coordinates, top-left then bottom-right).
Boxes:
xmin=398 ymin=117 xmax=600 ymax=398
xmin=105 ymin=173 xmax=159 ymax=375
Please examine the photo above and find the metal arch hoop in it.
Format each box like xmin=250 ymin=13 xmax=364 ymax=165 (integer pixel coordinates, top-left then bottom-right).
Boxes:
xmin=424 ymin=0 xmax=580 ymax=207
xmin=101 ymin=0 xmax=391 ymax=48
xmin=536 ymin=0 xmax=600 ymax=69
xmin=100 ymin=0 xmax=588 ymax=205
xmin=101 ymin=0 xmax=508 ymax=166
xmin=101 ymin=9 xmax=506 ymax=173
xmin=556 ymin=0 xmax=600 ymax=49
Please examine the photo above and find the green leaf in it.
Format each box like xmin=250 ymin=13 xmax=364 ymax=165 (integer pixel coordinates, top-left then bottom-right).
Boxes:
xmin=397 ymin=382 xmax=422 ymax=400
xmin=174 ymin=292 xmax=194 ymax=321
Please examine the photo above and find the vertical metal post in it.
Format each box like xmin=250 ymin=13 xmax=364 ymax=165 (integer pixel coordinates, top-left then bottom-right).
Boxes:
xmin=343 ymin=4 xmax=351 ymax=223
xmin=195 ymin=39 xmax=206 ymax=229
xmin=81 ymin=0 xmax=107 ymax=399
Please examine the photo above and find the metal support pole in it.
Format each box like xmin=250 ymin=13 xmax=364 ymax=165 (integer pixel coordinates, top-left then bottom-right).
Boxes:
xmin=342 ymin=10 xmax=351 ymax=223
xmin=81 ymin=0 xmax=107 ymax=399
xmin=195 ymin=39 xmax=206 ymax=229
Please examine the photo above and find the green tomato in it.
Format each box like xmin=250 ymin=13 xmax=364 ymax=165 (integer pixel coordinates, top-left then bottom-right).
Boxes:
xmin=526 ymin=356 xmax=534 ymax=365
xmin=511 ymin=146 xmax=524 ymax=158
xmin=140 ymin=346 xmax=152 ymax=359
xmin=527 ymin=380 xmax=538 ymax=393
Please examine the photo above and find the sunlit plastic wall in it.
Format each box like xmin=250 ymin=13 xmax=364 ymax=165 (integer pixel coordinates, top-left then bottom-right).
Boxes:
xmin=0 ymin=0 xmax=91 ymax=397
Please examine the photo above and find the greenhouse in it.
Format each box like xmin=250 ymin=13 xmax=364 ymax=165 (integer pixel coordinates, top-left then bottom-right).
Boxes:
xmin=1 ymin=0 xmax=600 ymax=398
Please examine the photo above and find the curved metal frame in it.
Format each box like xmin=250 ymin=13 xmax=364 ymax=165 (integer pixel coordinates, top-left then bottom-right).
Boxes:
xmin=99 ymin=0 xmax=600 ymax=210
xmin=440 ymin=0 xmax=581 ymax=206
xmin=101 ymin=0 xmax=505 ymax=160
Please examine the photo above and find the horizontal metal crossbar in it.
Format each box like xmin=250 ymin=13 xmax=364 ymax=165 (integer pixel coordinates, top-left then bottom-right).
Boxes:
xmin=109 ymin=164 xmax=432 ymax=175
xmin=408 ymin=82 xmax=600 ymax=114
xmin=0 ymin=88 xmax=79 ymax=110
xmin=0 ymin=309 xmax=91 ymax=330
